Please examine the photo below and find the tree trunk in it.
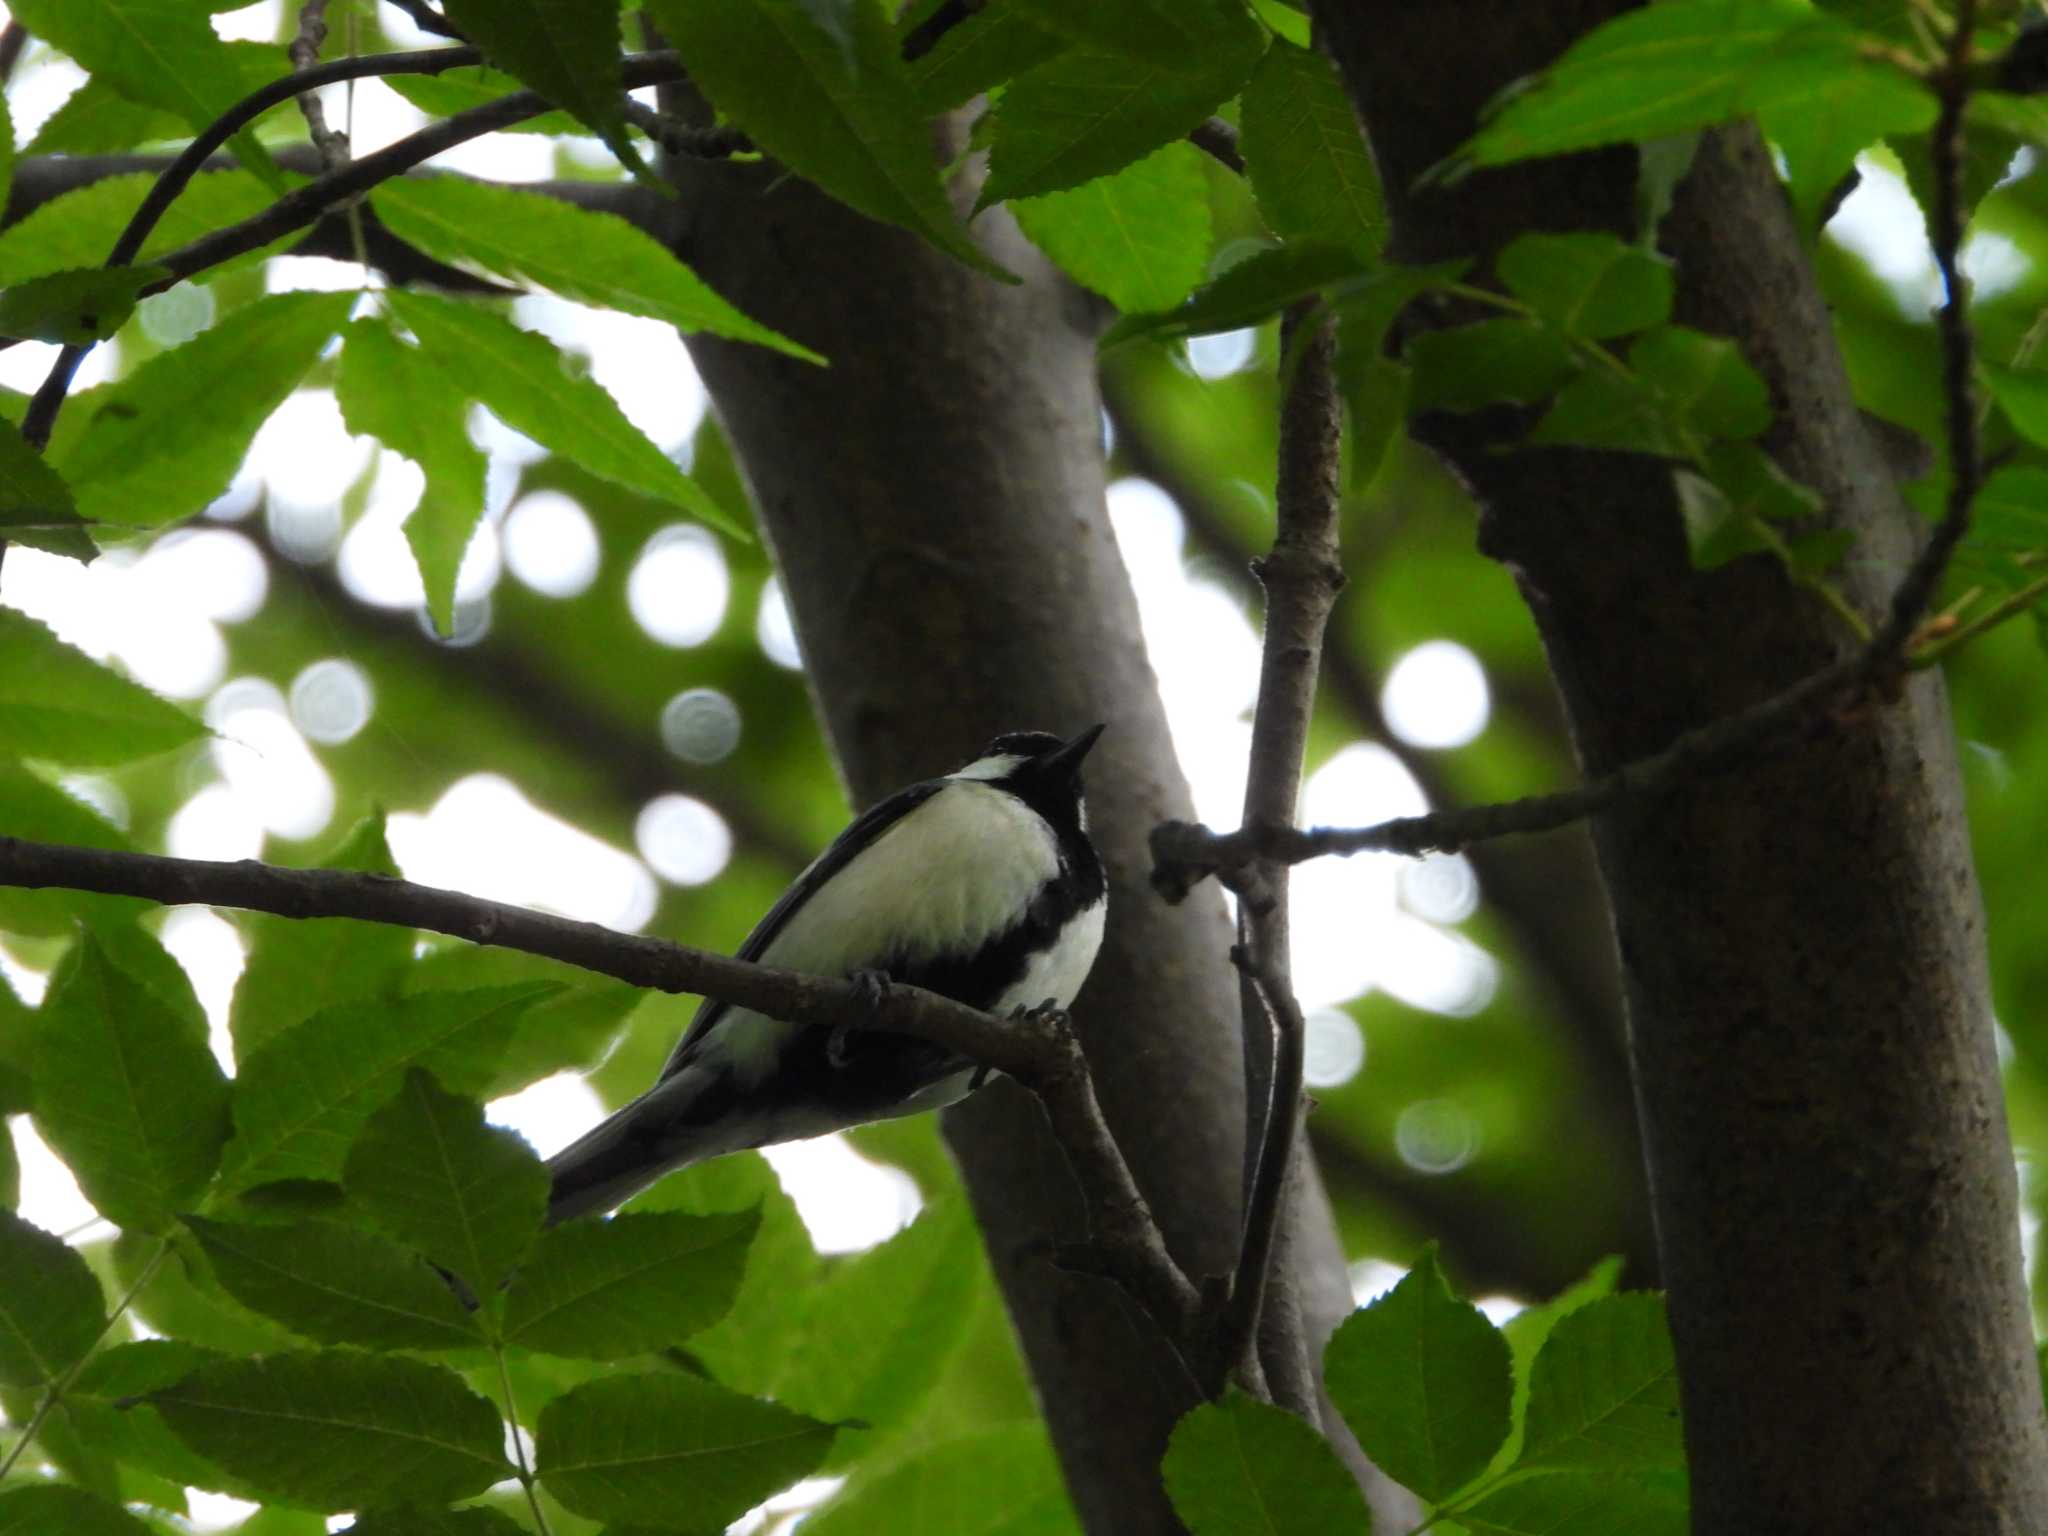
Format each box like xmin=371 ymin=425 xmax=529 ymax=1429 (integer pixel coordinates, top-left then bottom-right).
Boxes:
xmin=649 ymin=140 xmax=1402 ymax=1531
xmin=1311 ymin=4 xmax=2048 ymax=1531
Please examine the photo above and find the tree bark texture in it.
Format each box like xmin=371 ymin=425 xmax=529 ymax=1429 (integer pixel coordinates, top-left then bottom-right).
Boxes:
xmin=649 ymin=142 xmax=1403 ymax=1531
xmin=1310 ymin=3 xmax=2048 ymax=1532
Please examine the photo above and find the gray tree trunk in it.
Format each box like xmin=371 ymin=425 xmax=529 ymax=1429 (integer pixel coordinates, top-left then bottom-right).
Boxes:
xmin=649 ymin=143 xmax=1400 ymax=1531
xmin=1311 ymin=4 xmax=2048 ymax=1531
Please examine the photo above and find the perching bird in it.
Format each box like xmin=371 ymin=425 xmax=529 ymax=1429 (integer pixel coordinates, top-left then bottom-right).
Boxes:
xmin=545 ymin=725 xmax=1109 ymax=1224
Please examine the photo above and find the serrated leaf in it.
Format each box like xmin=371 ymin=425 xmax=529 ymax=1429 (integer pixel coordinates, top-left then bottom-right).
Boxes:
xmin=1630 ymin=325 xmax=1769 ymax=438
xmin=1161 ymin=1389 xmax=1373 ymax=1536
xmin=801 ymin=1424 xmax=1080 ymax=1536
xmin=440 ymin=0 xmax=651 ymax=181
xmin=978 ymin=29 xmax=1266 ymax=207
xmin=61 ymin=1338 xmax=251 ymax=1494
xmin=646 ymin=0 xmax=1011 ymax=280
xmin=1458 ymin=0 xmax=1873 ymax=171
xmin=33 ymin=932 xmax=230 ymax=1232
xmin=0 ymin=265 xmax=166 ymax=345
xmin=228 ymin=811 xmax=412 ymax=1064
xmin=1408 ymin=319 xmax=1574 ymax=412
xmin=220 ymin=983 xmax=558 ymax=1194
xmin=399 ymin=945 xmax=644 ymax=1100
xmin=1013 ymin=143 xmax=1211 ymax=314
xmin=26 ymin=73 xmax=183 ymax=155
xmin=371 ymin=178 xmax=821 ymax=363
xmin=1106 ymin=242 xmax=1370 ymax=348
xmin=1520 ymin=1292 xmax=1685 ymax=1471
xmin=0 ymin=1485 xmax=157 ymax=1536
xmin=1675 ymin=439 xmax=1825 ymax=571
xmin=184 ymin=1215 xmax=482 ymax=1350
xmin=153 ymin=1351 xmax=509 ymax=1511
xmin=0 ymin=171 xmax=279 ymax=290
xmin=0 ymin=765 xmax=141 ymax=938
xmin=385 ymin=290 xmax=741 ymax=538
xmin=1010 ymin=0 xmax=1260 ymax=69
xmin=51 ymin=290 xmax=355 ymax=534
xmin=1527 ymin=369 xmax=1688 ymax=457
xmin=0 ymin=1209 xmax=106 ymax=1388
xmin=0 ymin=415 xmax=92 ymax=561
xmin=0 ymin=973 xmax=31 ymax=1116
xmin=0 ymin=608 xmax=205 ymax=766
xmin=905 ymin=4 xmax=1065 ymax=114
xmin=782 ymin=1194 xmax=978 ymax=1444
xmin=1241 ymin=40 xmax=1384 ymax=260
xmin=504 ymin=1207 xmax=756 ymax=1357
xmin=1497 ymin=233 xmax=1674 ymax=339
xmin=1457 ymin=1468 xmax=1690 ymax=1536
xmin=1323 ymin=1247 xmax=1512 ymax=1501
xmin=536 ymin=1372 xmax=836 ymax=1527
xmin=335 ymin=317 xmax=487 ymax=637
xmin=343 ymin=1068 xmax=549 ymax=1298
xmin=1757 ymin=61 xmax=1934 ymax=233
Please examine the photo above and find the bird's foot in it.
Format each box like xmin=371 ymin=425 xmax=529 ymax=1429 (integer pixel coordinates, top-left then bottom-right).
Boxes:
xmin=831 ymin=968 xmax=892 ymax=1068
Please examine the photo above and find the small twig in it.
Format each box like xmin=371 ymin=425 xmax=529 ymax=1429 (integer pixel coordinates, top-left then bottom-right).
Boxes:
xmin=0 ymin=21 xmax=29 ymax=85
xmin=901 ymin=0 xmax=982 ymax=62
xmin=1153 ymin=11 xmax=1991 ymax=903
xmin=387 ymin=0 xmax=467 ymax=42
xmin=0 ymin=834 xmax=1199 ymax=1338
xmin=1204 ymin=304 xmax=1346 ymax=1401
xmin=290 ymin=1 xmax=352 ymax=174
xmin=1190 ymin=116 xmax=1245 ymax=176
xmin=618 ymin=96 xmax=752 ymax=159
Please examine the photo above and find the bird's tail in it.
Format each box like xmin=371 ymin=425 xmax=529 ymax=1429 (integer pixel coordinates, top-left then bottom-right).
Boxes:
xmin=544 ymin=1064 xmax=741 ymax=1225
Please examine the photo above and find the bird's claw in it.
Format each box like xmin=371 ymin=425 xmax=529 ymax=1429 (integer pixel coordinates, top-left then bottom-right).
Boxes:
xmin=832 ymin=968 xmax=892 ymax=1068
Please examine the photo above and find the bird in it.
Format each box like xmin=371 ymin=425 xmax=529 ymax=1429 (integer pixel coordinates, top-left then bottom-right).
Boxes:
xmin=545 ymin=724 xmax=1109 ymax=1224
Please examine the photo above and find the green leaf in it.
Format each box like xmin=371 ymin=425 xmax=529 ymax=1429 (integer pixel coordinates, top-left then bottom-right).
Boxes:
xmin=1757 ymin=62 xmax=1934 ymax=234
xmin=905 ymin=5 xmax=1065 ymax=114
xmin=0 ymin=1209 xmax=106 ymax=1389
xmin=62 ymin=1339 xmax=251 ymax=1494
xmin=1241 ymin=40 xmax=1384 ymax=260
xmin=372 ymin=178 xmax=822 ymax=363
xmin=0 ymin=1126 xmax=16 ymax=1208
xmin=26 ymin=73 xmax=184 ymax=155
xmin=385 ymin=290 xmax=742 ymax=538
xmin=228 ymin=811 xmax=413 ymax=1064
xmin=5 ymin=0 xmax=279 ymax=178
xmin=342 ymin=1510 xmax=530 ymax=1536
xmin=1676 ymin=440 xmax=1824 ymax=571
xmin=1973 ymin=464 xmax=2048 ymax=553
xmin=1012 ymin=143 xmax=1212 ymax=314
xmin=0 ymin=608 xmax=205 ymax=766
xmin=503 ymin=1207 xmax=757 ymax=1357
xmin=52 ymin=290 xmax=355 ymax=535
xmin=0 ymin=416 xmax=93 ymax=561
xmin=1520 ymin=1292 xmax=1685 ymax=1471
xmin=33 ymin=932 xmax=231 ymax=1232
xmin=1629 ymin=325 xmax=1770 ymax=438
xmin=0 ymin=1486 xmax=157 ymax=1536
xmin=183 ymin=1215 xmax=482 ymax=1350
xmin=0 ymin=171 xmax=279 ymax=290
xmin=220 ymin=983 xmax=559 ymax=1194
xmin=342 ymin=1068 xmax=549 ymax=1298
xmin=1106 ymin=242 xmax=1370 ymax=348
xmin=1323 ymin=1247 xmax=1512 ymax=1502
xmin=1527 ymin=367 xmax=1686 ymax=457
xmin=1496 ymin=233 xmax=1674 ymax=339
xmin=782 ymin=1195 xmax=979 ymax=1443
xmin=153 ymin=1351 xmax=509 ymax=1511
xmin=646 ymin=0 xmax=1011 ymax=280
xmin=0 ymin=972 xmax=31 ymax=1116
xmin=1160 ymin=1389 xmax=1373 ymax=1536
xmin=536 ymin=1372 xmax=836 ymax=1528
xmin=0 ymin=765 xmax=140 ymax=938
xmin=381 ymin=67 xmax=584 ymax=136
xmin=1457 ymin=0 xmax=1878 ymax=171
xmin=399 ymin=945 xmax=644 ymax=1100
xmin=978 ymin=28 xmax=1267 ymax=207
xmin=801 ymin=1424 xmax=1080 ymax=1536
xmin=1010 ymin=0 xmax=1261 ymax=68
xmin=1408 ymin=319 xmax=1574 ymax=412
xmin=1986 ymin=368 xmax=2048 ymax=451
xmin=335 ymin=317 xmax=488 ymax=637
xmin=440 ymin=0 xmax=651 ymax=181
xmin=1456 ymin=1468 xmax=1689 ymax=1536
xmin=0 ymin=266 xmax=165 ymax=345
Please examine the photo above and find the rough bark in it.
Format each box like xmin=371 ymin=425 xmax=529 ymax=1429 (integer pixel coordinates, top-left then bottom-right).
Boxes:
xmin=648 ymin=143 xmax=1405 ymax=1530
xmin=1311 ymin=3 xmax=2048 ymax=1532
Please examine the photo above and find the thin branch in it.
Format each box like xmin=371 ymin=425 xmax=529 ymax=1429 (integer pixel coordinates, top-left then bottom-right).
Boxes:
xmin=0 ymin=21 xmax=29 ymax=85
xmin=387 ymin=0 xmax=467 ymax=42
xmin=1205 ymin=305 xmax=1347 ymax=1401
xmin=1152 ymin=25 xmax=1990 ymax=902
xmin=1190 ymin=117 xmax=1246 ymax=176
xmin=0 ymin=834 xmax=1201 ymax=1337
xmin=19 ymin=49 xmax=689 ymax=448
xmin=291 ymin=1 xmax=353 ymax=175
xmin=617 ymin=97 xmax=752 ymax=159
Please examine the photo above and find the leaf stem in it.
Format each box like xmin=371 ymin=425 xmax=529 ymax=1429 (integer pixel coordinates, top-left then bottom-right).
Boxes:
xmin=1910 ymin=568 xmax=2048 ymax=666
xmin=493 ymin=1343 xmax=554 ymax=1536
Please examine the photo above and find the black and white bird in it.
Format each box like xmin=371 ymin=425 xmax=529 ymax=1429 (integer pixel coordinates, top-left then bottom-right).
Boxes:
xmin=545 ymin=725 xmax=1109 ymax=1224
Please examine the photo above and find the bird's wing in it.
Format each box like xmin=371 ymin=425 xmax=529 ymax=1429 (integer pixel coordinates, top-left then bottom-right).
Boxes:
xmin=659 ymin=778 xmax=945 ymax=1080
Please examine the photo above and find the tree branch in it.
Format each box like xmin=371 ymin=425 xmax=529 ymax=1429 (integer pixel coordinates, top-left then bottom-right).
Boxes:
xmin=290 ymin=1 xmax=352 ymax=175
xmin=1204 ymin=306 xmax=1346 ymax=1402
xmin=0 ymin=833 xmax=1200 ymax=1339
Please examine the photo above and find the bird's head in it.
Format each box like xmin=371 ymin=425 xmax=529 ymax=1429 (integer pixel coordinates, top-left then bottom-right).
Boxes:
xmin=951 ymin=723 xmax=1105 ymax=827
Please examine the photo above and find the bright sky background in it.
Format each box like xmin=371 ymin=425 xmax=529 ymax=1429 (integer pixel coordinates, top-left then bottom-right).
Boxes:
xmin=0 ymin=3 xmax=1964 ymax=1527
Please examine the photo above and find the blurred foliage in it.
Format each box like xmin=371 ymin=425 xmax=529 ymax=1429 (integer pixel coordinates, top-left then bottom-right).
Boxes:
xmin=3 ymin=0 xmax=2048 ymax=1533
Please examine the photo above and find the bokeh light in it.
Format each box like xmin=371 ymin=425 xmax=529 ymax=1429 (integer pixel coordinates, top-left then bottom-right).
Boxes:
xmin=1382 ymin=639 xmax=1491 ymax=749
xmin=504 ymin=490 xmax=602 ymax=598
xmin=637 ymin=795 xmax=735 ymax=886
xmin=629 ymin=525 xmax=729 ymax=647
xmin=660 ymin=688 xmax=742 ymax=764
xmin=290 ymin=658 xmax=376 ymax=745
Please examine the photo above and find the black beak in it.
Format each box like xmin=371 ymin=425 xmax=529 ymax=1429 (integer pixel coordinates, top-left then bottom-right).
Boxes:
xmin=1039 ymin=722 xmax=1105 ymax=782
